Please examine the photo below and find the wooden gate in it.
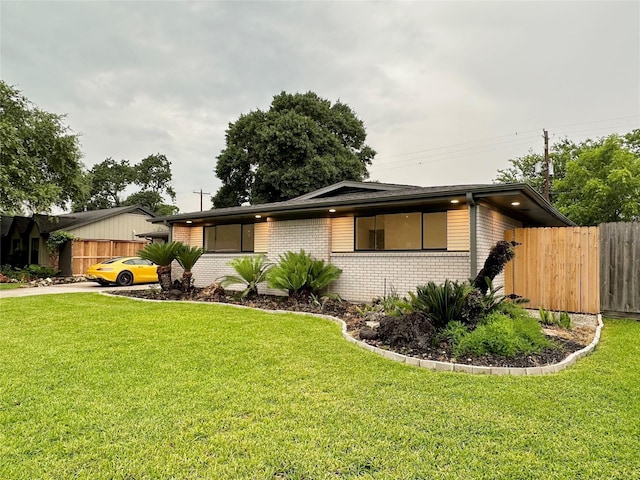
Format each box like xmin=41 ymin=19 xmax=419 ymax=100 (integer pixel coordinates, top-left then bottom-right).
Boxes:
xmin=600 ymin=222 xmax=640 ymax=319
xmin=504 ymin=227 xmax=600 ymax=314
xmin=71 ymin=239 xmax=149 ymax=275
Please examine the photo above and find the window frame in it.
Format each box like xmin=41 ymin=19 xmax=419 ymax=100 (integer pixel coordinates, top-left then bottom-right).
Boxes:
xmin=203 ymin=223 xmax=255 ymax=253
xmin=354 ymin=211 xmax=449 ymax=252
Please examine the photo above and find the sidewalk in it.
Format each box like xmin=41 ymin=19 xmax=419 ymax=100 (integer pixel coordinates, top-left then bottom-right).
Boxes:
xmin=0 ymin=282 xmax=156 ymax=298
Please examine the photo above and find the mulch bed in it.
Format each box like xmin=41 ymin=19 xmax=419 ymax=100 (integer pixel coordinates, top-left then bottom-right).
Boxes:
xmin=113 ymin=287 xmax=593 ymax=369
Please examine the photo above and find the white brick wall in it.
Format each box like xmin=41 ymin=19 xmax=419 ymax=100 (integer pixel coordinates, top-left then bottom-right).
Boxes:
xmin=329 ymin=251 xmax=470 ymax=302
xmin=476 ymin=204 xmax=522 ymax=288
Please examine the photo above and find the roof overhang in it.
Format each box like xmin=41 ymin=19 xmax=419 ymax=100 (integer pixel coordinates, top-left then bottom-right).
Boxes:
xmin=150 ymin=183 xmax=574 ymax=227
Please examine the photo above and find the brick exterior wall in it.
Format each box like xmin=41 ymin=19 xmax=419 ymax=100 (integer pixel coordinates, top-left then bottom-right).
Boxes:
xmin=475 ymin=204 xmax=522 ymax=288
xmin=170 ymin=209 xmax=520 ymax=301
xmin=329 ymin=252 xmax=470 ymax=302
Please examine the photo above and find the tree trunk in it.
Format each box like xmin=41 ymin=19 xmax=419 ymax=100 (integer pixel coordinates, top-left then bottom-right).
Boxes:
xmin=157 ymin=265 xmax=172 ymax=291
xmin=182 ymin=271 xmax=193 ymax=293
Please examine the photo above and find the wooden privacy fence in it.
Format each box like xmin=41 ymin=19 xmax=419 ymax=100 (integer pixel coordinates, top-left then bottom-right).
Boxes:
xmin=504 ymin=227 xmax=600 ymax=314
xmin=600 ymin=222 xmax=640 ymax=318
xmin=71 ymin=239 xmax=149 ymax=276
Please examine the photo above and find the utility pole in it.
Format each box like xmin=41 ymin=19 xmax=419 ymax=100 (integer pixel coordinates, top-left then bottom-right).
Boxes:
xmin=543 ymin=129 xmax=550 ymax=201
xmin=193 ymin=189 xmax=211 ymax=211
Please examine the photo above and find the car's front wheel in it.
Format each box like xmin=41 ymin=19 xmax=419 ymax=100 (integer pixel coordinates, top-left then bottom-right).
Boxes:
xmin=116 ymin=271 xmax=134 ymax=286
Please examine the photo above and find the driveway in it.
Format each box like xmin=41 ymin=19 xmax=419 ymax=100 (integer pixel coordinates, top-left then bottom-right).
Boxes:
xmin=0 ymin=282 xmax=157 ymax=298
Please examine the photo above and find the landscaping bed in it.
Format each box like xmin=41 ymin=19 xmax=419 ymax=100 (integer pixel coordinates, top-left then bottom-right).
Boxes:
xmin=113 ymin=287 xmax=594 ymax=369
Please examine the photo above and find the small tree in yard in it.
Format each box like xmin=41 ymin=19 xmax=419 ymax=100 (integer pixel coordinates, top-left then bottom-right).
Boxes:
xmin=175 ymin=245 xmax=204 ymax=293
xmin=473 ymin=240 xmax=517 ymax=294
xmin=138 ymin=241 xmax=181 ymax=291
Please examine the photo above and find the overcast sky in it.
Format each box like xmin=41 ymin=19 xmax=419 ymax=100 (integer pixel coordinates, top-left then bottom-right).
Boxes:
xmin=2 ymin=1 xmax=639 ymax=213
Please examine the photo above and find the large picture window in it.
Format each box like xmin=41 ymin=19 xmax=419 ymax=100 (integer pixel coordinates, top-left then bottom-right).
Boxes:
xmin=355 ymin=212 xmax=448 ymax=251
xmin=204 ymin=224 xmax=254 ymax=253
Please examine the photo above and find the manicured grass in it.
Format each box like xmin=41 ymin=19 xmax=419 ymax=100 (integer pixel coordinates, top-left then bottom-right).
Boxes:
xmin=0 ymin=283 xmax=20 ymax=290
xmin=1 ymin=294 xmax=639 ymax=479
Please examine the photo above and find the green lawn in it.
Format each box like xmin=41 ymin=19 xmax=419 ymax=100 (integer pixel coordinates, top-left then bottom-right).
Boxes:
xmin=0 ymin=283 xmax=21 ymax=290
xmin=1 ymin=294 xmax=639 ymax=479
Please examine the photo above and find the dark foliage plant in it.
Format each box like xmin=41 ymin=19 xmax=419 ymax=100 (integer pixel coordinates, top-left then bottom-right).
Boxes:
xmin=473 ymin=241 xmax=517 ymax=294
xmin=408 ymin=280 xmax=472 ymax=330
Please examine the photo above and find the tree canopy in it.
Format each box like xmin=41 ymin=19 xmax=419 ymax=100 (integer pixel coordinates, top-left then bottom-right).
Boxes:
xmin=0 ymin=81 xmax=85 ymax=215
xmin=73 ymin=153 xmax=177 ymax=214
xmin=212 ymin=91 xmax=376 ymax=207
xmin=494 ymin=130 xmax=640 ymax=225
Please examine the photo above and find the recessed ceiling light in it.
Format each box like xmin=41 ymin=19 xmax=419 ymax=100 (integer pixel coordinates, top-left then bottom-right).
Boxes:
xmin=329 ymin=209 xmax=336 ymax=213
xmin=255 ymin=214 xmax=262 ymax=219
xmin=186 ymin=220 xmax=193 ymax=224
xmin=450 ymin=199 xmax=459 ymax=204
xmin=511 ymin=201 xmax=521 ymax=206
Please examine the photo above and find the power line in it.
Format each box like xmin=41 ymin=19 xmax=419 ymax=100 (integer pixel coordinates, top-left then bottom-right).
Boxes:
xmin=193 ymin=189 xmax=211 ymax=211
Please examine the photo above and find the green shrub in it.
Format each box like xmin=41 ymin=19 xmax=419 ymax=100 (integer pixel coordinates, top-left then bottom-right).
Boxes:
xmin=0 ymin=264 xmax=58 ymax=281
xmin=409 ymin=280 xmax=472 ymax=329
xmin=437 ymin=320 xmax=470 ymax=347
xmin=219 ymin=254 xmax=272 ymax=298
xmin=267 ymin=250 xmax=342 ymax=299
xmin=454 ymin=312 xmax=552 ymax=358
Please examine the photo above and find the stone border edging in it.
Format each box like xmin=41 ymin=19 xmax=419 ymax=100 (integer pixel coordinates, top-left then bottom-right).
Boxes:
xmin=103 ymin=292 xmax=604 ymax=375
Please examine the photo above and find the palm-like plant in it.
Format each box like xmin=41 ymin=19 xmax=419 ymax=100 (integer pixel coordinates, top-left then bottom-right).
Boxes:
xmin=409 ymin=280 xmax=472 ymax=329
xmin=138 ymin=241 xmax=181 ymax=291
xmin=218 ymin=254 xmax=272 ymax=298
xmin=175 ymin=245 xmax=204 ymax=293
xmin=267 ymin=250 xmax=342 ymax=300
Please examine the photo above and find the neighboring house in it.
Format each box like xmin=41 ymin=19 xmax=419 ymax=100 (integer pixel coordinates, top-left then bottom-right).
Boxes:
xmin=1 ymin=205 xmax=169 ymax=274
xmin=149 ymin=181 xmax=574 ymax=302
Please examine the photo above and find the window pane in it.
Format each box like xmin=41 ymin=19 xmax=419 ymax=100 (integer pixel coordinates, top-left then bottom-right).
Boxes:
xmin=242 ymin=224 xmax=254 ymax=252
xmin=215 ymin=224 xmax=242 ymax=252
xmin=355 ymin=217 xmax=375 ymax=250
xmin=204 ymin=227 xmax=216 ymax=252
xmin=379 ymin=213 xmax=421 ymax=250
xmin=423 ymin=212 xmax=447 ymax=249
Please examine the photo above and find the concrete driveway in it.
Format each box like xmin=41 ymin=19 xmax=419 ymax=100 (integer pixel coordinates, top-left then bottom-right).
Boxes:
xmin=0 ymin=282 xmax=157 ymax=298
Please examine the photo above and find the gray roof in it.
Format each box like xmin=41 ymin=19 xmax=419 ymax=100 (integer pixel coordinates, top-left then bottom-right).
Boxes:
xmin=150 ymin=181 xmax=574 ymax=227
xmin=35 ymin=205 xmax=156 ymax=233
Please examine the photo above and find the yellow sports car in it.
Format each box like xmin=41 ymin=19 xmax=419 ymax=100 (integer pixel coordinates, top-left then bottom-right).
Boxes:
xmin=86 ymin=256 xmax=158 ymax=286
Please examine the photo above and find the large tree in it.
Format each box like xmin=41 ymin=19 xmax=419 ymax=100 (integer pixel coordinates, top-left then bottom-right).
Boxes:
xmin=494 ymin=130 xmax=640 ymax=225
xmin=0 ymin=81 xmax=85 ymax=214
xmin=73 ymin=153 xmax=177 ymax=214
xmin=554 ymin=135 xmax=640 ymax=225
xmin=213 ymin=91 xmax=376 ymax=207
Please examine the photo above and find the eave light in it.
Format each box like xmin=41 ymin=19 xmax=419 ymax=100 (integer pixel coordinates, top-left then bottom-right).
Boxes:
xmin=511 ymin=201 xmax=521 ymax=206
xmin=328 ymin=209 xmax=336 ymax=213
xmin=450 ymin=199 xmax=460 ymax=204
xmin=255 ymin=215 xmax=262 ymax=219
xmin=186 ymin=220 xmax=193 ymax=224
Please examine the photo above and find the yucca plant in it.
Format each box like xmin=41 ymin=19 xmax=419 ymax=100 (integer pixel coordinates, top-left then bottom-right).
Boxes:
xmin=218 ymin=254 xmax=272 ymax=298
xmin=138 ymin=241 xmax=181 ymax=291
xmin=175 ymin=245 xmax=204 ymax=293
xmin=267 ymin=250 xmax=342 ymax=300
xmin=409 ymin=280 xmax=472 ymax=329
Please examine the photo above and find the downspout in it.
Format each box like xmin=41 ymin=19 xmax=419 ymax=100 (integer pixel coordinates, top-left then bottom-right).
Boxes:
xmin=165 ymin=221 xmax=172 ymax=243
xmin=466 ymin=192 xmax=477 ymax=279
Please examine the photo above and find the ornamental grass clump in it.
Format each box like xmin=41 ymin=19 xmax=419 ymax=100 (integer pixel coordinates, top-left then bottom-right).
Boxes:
xmin=267 ymin=250 xmax=342 ymax=299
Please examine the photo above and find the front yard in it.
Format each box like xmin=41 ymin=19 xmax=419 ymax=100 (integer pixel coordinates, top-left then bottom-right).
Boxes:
xmin=1 ymin=294 xmax=639 ymax=479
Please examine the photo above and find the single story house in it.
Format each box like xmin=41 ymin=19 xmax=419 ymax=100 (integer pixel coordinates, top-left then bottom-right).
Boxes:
xmin=149 ymin=181 xmax=574 ymax=302
xmin=1 ymin=205 xmax=169 ymax=275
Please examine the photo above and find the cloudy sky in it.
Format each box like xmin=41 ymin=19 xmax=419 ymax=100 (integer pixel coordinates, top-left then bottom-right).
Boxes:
xmin=2 ymin=1 xmax=639 ymax=213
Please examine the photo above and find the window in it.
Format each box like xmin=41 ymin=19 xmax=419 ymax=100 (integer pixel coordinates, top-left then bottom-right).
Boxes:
xmin=204 ymin=224 xmax=254 ymax=253
xmin=355 ymin=212 xmax=448 ymax=251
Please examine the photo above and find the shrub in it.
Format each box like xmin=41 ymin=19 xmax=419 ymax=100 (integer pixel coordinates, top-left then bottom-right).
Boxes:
xmin=0 ymin=264 xmax=58 ymax=281
xmin=437 ymin=320 xmax=470 ymax=347
xmin=408 ymin=280 xmax=472 ymax=329
xmin=267 ymin=250 xmax=342 ymax=299
xmin=454 ymin=312 xmax=552 ymax=358
xmin=219 ymin=254 xmax=272 ymax=298
xmin=473 ymin=241 xmax=516 ymax=294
